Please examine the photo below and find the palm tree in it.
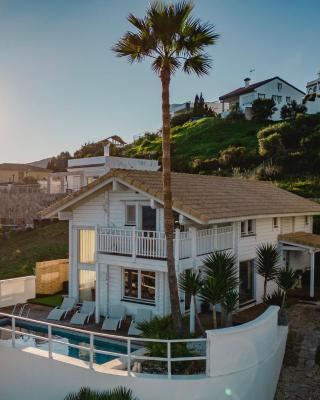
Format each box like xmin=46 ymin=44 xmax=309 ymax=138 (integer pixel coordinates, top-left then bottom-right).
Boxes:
xmin=113 ymin=1 xmax=219 ymax=331
xmin=276 ymin=266 xmax=297 ymax=308
xmin=199 ymin=275 xmax=224 ymax=329
xmin=179 ymin=269 xmax=204 ymax=334
xmin=255 ymin=243 xmax=280 ymax=303
xmin=223 ymin=289 xmax=239 ymax=327
xmin=64 ymin=386 xmax=136 ymax=400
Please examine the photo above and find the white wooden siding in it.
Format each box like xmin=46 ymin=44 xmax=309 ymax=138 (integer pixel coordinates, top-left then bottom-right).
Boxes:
xmin=72 ymin=193 xmax=105 ymax=225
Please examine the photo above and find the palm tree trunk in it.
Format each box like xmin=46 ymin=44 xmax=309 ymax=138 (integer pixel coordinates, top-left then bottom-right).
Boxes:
xmin=194 ymin=297 xmax=205 ymax=334
xmin=160 ymin=65 xmax=182 ymax=332
xmin=212 ymin=304 xmax=217 ymax=329
xmin=263 ymin=279 xmax=267 ymax=303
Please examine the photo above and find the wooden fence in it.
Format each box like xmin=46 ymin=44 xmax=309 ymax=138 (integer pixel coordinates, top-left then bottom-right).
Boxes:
xmin=35 ymin=259 xmax=69 ymax=295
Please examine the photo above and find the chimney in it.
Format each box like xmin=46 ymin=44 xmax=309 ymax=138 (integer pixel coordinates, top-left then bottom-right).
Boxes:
xmin=244 ymin=77 xmax=251 ymax=88
xmin=104 ymin=142 xmax=110 ymax=157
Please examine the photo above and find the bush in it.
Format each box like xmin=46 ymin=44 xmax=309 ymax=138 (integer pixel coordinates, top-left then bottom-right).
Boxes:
xmin=265 ymin=289 xmax=283 ymax=307
xmin=255 ymin=163 xmax=282 ymax=181
xmin=252 ymin=98 xmax=277 ymax=122
xmin=226 ymin=104 xmax=245 ymax=121
xmin=170 ymin=111 xmax=192 ymax=127
xmin=258 ymin=132 xmax=284 ymax=157
xmin=64 ymin=387 xmax=136 ymax=400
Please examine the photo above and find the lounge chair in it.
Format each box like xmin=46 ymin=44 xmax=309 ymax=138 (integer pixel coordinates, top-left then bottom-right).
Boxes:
xmin=128 ymin=308 xmax=153 ymax=336
xmin=47 ymin=297 xmax=76 ymax=321
xmin=70 ymin=301 xmax=95 ymax=325
xmin=102 ymin=305 xmax=126 ymax=331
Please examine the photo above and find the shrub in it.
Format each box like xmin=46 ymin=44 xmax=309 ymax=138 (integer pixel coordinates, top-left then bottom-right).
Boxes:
xmin=255 ymin=163 xmax=282 ymax=181
xmin=170 ymin=111 xmax=192 ymax=127
xmin=252 ymin=98 xmax=277 ymax=122
xmin=264 ymin=289 xmax=283 ymax=307
xmin=64 ymin=387 xmax=136 ymax=400
xmin=226 ymin=104 xmax=245 ymax=121
xmin=218 ymin=146 xmax=247 ymax=169
xmin=258 ymin=132 xmax=284 ymax=157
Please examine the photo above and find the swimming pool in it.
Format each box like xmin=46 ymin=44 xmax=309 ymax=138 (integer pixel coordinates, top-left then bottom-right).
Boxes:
xmin=0 ymin=318 xmax=132 ymax=365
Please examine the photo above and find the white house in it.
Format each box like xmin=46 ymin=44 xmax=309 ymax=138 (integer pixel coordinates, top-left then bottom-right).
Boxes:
xmin=219 ymin=76 xmax=305 ymax=120
xmin=304 ymin=71 xmax=320 ymax=114
xmin=41 ymin=169 xmax=320 ymax=323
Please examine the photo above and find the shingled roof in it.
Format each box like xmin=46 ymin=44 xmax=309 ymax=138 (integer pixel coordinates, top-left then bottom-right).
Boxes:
xmin=41 ymin=169 xmax=320 ymax=223
xmin=219 ymin=76 xmax=305 ymax=101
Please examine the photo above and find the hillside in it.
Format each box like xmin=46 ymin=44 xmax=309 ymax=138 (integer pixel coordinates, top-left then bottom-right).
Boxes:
xmin=0 ymin=221 xmax=68 ymax=280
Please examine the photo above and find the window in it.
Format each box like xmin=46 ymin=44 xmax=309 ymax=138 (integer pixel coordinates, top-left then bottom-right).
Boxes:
xmin=79 ymin=270 xmax=96 ymax=301
xmin=305 ymin=216 xmax=310 ymax=226
xmin=286 ymin=96 xmax=291 ymax=104
xmin=241 ymin=220 xmax=256 ymax=237
xmin=277 ymin=83 xmax=282 ymax=91
xmin=123 ymin=269 xmax=156 ymax=304
xmin=277 ymin=96 xmax=282 ymax=104
xmin=271 ymin=95 xmax=277 ymax=103
xmin=258 ymin=93 xmax=266 ymax=99
xmin=239 ymin=260 xmax=255 ymax=304
xmin=125 ymin=204 xmax=136 ymax=226
xmin=79 ymin=229 xmax=95 ymax=264
xmin=273 ymin=217 xmax=279 ymax=229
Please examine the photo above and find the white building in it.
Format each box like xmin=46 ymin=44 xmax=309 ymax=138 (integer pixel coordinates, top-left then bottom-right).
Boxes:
xmin=170 ymin=100 xmax=225 ymax=116
xmin=304 ymin=71 xmax=320 ymax=114
xmin=219 ymin=76 xmax=305 ymax=120
xmin=47 ymin=143 xmax=159 ymax=194
xmin=42 ymin=169 xmax=320 ymax=323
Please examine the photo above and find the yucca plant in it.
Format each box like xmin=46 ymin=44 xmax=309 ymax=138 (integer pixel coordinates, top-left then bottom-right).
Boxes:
xmin=64 ymin=386 xmax=136 ymax=400
xmin=255 ymin=243 xmax=280 ymax=303
xmin=179 ymin=269 xmax=204 ymax=334
xmin=276 ymin=266 xmax=297 ymax=308
xmin=199 ymin=275 xmax=224 ymax=329
xmin=222 ymin=289 xmax=239 ymax=327
xmin=113 ymin=0 xmax=219 ymax=332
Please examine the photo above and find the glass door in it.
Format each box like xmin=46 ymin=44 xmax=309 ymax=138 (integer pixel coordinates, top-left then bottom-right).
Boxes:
xmin=79 ymin=270 xmax=96 ymax=302
xmin=239 ymin=260 xmax=255 ymax=304
xmin=141 ymin=206 xmax=157 ymax=231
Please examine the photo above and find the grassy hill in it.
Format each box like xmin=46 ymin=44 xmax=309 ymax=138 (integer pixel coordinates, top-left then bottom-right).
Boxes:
xmin=0 ymin=221 xmax=68 ymax=280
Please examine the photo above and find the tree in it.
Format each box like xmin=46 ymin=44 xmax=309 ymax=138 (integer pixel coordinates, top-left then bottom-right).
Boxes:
xmin=193 ymin=94 xmax=199 ymax=115
xmin=251 ymin=98 xmax=277 ymax=122
xmin=113 ymin=1 xmax=219 ymax=331
xmin=255 ymin=243 xmax=280 ymax=302
xmin=199 ymin=275 xmax=224 ymax=329
xmin=226 ymin=103 xmax=245 ymax=121
xmin=281 ymin=100 xmax=307 ymax=120
xmin=276 ymin=265 xmax=297 ymax=307
xmin=64 ymin=386 xmax=136 ymax=400
xmin=47 ymin=151 xmax=71 ymax=172
xmin=179 ymin=269 xmax=204 ymax=334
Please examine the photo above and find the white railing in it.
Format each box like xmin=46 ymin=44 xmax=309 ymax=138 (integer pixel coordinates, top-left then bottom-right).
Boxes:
xmin=97 ymin=225 xmax=233 ymax=261
xmin=0 ymin=313 xmax=207 ymax=379
xmin=196 ymin=226 xmax=233 ymax=256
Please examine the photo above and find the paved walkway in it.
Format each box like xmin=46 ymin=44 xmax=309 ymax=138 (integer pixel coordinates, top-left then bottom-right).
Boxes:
xmin=275 ymin=303 xmax=320 ymax=400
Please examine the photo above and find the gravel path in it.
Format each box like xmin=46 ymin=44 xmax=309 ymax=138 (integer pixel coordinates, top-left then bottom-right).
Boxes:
xmin=275 ymin=303 xmax=320 ymax=400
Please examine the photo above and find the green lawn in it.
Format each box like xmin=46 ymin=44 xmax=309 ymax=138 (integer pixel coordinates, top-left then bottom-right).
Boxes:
xmin=29 ymin=293 xmax=63 ymax=307
xmin=0 ymin=221 xmax=68 ymax=280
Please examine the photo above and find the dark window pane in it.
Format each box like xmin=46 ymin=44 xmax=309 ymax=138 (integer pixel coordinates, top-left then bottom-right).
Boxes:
xmin=124 ymin=269 xmax=138 ymax=298
xmin=141 ymin=271 xmax=155 ymax=301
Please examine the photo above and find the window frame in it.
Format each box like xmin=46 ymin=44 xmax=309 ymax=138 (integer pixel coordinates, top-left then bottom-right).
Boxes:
xmin=78 ymin=228 xmax=96 ymax=265
xmin=305 ymin=216 xmax=310 ymax=226
xmin=122 ymin=268 xmax=156 ymax=305
xmin=240 ymin=219 xmax=256 ymax=237
xmin=273 ymin=217 xmax=279 ymax=229
xmin=125 ymin=203 xmax=137 ymax=226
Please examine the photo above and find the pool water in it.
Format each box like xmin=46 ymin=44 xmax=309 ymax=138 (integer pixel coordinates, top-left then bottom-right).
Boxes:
xmin=0 ymin=319 xmax=130 ymax=365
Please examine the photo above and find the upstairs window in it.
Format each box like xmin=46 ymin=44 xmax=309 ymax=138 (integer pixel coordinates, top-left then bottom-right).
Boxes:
xmin=241 ymin=219 xmax=256 ymax=237
xmin=277 ymin=83 xmax=283 ymax=91
xmin=305 ymin=216 xmax=310 ymax=226
xmin=273 ymin=217 xmax=279 ymax=229
xmin=258 ymin=93 xmax=266 ymax=99
xmin=125 ymin=204 xmax=136 ymax=226
xmin=286 ymin=96 xmax=291 ymax=104
xmin=79 ymin=229 xmax=95 ymax=264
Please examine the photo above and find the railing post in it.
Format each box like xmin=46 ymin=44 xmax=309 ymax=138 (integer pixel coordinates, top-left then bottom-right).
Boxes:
xmin=127 ymin=338 xmax=131 ymax=374
xmin=213 ymin=225 xmax=218 ymax=250
xmin=11 ymin=317 xmax=15 ymax=348
xmin=89 ymin=333 xmax=94 ymax=369
xmin=174 ymin=228 xmax=180 ymax=265
xmin=48 ymin=325 xmax=52 ymax=359
xmin=190 ymin=227 xmax=197 ymax=259
xmin=132 ymin=228 xmax=136 ymax=261
xmin=167 ymin=341 xmax=172 ymax=379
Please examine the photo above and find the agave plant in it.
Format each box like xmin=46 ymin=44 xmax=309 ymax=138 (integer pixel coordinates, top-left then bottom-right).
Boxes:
xmin=199 ymin=275 xmax=224 ymax=329
xmin=222 ymin=290 xmax=239 ymax=327
xmin=276 ymin=265 xmax=297 ymax=308
xmin=64 ymin=386 xmax=136 ymax=400
xmin=255 ymin=243 xmax=280 ymax=303
xmin=179 ymin=269 xmax=204 ymax=334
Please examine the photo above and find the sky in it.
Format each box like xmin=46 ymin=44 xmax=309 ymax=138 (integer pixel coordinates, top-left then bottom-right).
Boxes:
xmin=0 ymin=0 xmax=319 ymax=164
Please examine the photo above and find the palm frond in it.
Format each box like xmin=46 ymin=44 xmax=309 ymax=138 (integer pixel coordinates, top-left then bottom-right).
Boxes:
xmin=179 ymin=269 xmax=202 ymax=296
xmin=255 ymin=243 xmax=280 ymax=281
xmin=183 ymin=53 xmax=212 ymax=76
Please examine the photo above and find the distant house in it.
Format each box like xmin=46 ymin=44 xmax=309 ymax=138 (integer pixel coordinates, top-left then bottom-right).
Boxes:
xmin=0 ymin=163 xmax=51 ymax=183
xmin=219 ymin=76 xmax=305 ymax=120
xmin=304 ymin=71 xmax=320 ymax=115
xmin=170 ymin=100 xmax=225 ymax=116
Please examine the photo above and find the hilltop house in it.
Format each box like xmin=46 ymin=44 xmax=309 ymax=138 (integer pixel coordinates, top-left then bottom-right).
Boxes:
xmin=0 ymin=163 xmax=51 ymax=184
xmin=304 ymin=71 xmax=320 ymax=114
xmin=41 ymin=169 xmax=320 ymax=323
xmin=219 ymin=76 xmax=305 ymax=120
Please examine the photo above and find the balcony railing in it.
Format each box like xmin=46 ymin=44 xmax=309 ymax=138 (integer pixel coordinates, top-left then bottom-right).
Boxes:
xmin=97 ymin=225 xmax=233 ymax=261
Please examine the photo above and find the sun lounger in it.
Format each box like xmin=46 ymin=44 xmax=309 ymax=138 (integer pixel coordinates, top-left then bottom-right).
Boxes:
xmin=102 ymin=305 xmax=126 ymax=331
xmin=128 ymin=308 xmax=153 ymax=336
xmin=70 ymin=301 xmax=95 ymax=325
xmin=47 ymin=297 xmax=76 ymax=321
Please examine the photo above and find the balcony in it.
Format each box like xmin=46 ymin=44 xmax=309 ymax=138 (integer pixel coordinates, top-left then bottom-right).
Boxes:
xmin=97 ymin=225 xmax=233 ymax=261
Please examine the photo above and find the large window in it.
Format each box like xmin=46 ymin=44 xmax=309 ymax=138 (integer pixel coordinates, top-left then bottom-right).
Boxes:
xmin=125 ymin=204 xmax=136 ymax=226
xmin=79 ymin=269 xmax=96 ymax=302
xmin=123 ymin=269 xmax=156 ymax=304
xmin=239 ymin=260 xmax=255 ymax=304
xmin=79 ymin=229 xmax=95 ymax=264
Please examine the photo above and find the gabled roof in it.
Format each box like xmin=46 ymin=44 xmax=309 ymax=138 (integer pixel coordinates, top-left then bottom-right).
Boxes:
xmin=219 ymin=76 xmax=305 ymax=101
xmin=40 ymin=169 xmax=320 ymax=224
xmin=0 ymin=163 xmax=51 ymax=172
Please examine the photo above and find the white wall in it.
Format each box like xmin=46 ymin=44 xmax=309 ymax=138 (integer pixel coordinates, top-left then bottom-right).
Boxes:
xmin=306 ymin=97 xmax=320 ymax=114
xmin=0 ymin=276 xmax=35 ymax=307
xmin=0 ymin=307 xmax=287 ymax=400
